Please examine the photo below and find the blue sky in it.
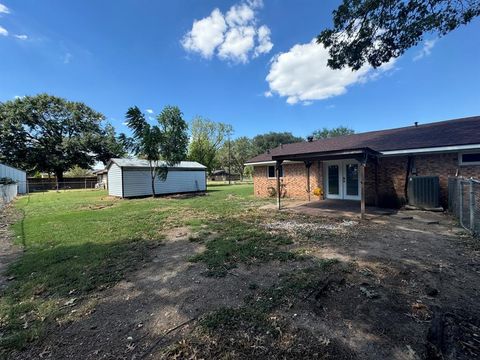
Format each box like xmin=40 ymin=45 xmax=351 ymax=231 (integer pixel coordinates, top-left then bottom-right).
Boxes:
xmin=1 ymin=0 xmax=479 ymax=139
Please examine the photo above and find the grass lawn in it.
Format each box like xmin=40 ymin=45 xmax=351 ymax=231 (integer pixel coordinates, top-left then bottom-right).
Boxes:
xmin=0 ymin=184 xmax=282 ymax=352
xmin=3 ymin=184 xmax=478 ymax=359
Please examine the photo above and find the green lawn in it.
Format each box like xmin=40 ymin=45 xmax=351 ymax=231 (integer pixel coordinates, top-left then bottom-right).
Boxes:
xmin=0 ymin=185 xmax=281 ymax=351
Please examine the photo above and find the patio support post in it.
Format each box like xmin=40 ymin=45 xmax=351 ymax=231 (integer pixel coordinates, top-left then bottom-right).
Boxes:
xmin=276 ymin=160 xmax=283 ymax=210
xmin=305 ymin=161 xmax=312 ymax=202
xmin=360 ymin=163 xmax=366 ymax=219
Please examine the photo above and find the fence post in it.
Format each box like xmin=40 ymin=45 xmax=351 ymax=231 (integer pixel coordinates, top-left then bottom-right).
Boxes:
xmin=459 ymin=180 xmax=463 ymax=227
xmin=470 ymin=180 xmax=475 ymax=232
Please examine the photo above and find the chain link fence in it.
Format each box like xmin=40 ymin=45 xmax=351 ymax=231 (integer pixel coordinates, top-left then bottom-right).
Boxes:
xmin=448 ymin=177 xmax=480 ymax=235
xmin=27 ymin=180 xmax=100 ymax=192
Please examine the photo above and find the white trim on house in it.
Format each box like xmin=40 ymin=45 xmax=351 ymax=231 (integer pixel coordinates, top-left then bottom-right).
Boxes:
xmin=458 ymin=151 xmax=480 ymax=166
xmin=248 ymin=144 xmax=480 ymax=164
xmin=244 ymin=160 xmax=303 ymax=166
xmin=266 ymin=164 xmax=284 ymax=179
xmin=380 ymin=143 xmax=480 ymax=156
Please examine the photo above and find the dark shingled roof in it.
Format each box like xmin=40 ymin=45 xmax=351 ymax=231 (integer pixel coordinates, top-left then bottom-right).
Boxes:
xmin=246 ymin=116 xmax=480 ymax=163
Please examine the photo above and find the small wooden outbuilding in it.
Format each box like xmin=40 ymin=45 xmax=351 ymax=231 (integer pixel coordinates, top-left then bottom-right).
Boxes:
xmin=106 ymin=158 xmax=207 ymax=198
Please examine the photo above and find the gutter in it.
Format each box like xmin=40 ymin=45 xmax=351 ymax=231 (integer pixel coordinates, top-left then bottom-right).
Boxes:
xmin=380 ymin=143 xmax=480 ymax=156
xmin=245 ymin=143 xmax=480 ymax=165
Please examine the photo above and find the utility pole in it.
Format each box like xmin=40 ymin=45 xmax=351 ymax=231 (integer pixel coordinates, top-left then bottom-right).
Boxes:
xmin=228 ymin=131 xmax=232 ymax=185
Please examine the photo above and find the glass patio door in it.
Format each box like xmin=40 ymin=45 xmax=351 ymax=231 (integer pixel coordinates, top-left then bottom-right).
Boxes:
xmin=326 ymin=164 xmax=342 ymax=199
xmin=324 ymin=160 xmax=360 ymax=200
xmin=343 ymin=162 xmax=360 ymax=200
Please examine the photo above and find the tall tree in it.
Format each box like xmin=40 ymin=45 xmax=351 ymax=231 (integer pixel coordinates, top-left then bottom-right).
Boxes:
xmin=89 ymin=123 xmax=128 ymax=165
xmin=187 ymin=117 xmax=233 ymax=174
xmin=217 ymin=136 xmax=255 ymax=180
xmin=252 ymin=132 xmax=304 ymax=155
xmin=125 ymin=106 xmax=188 ymax=196
xmin=312 ymin=126 xmax=354 ymax=140
xmin=317 ymin=0 xmax=480 ymax=70
xmin=0 ymin=94 xmax=124 ymax=181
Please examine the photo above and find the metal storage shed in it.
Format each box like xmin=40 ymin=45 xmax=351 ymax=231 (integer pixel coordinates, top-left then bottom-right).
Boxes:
xmin=106 ymin=158 xmax=207 ymax=198
xmin=0 ymin=163 xmax=27 ymax=194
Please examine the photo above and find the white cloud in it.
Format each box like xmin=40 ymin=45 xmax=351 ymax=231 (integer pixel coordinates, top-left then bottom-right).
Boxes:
xmin=219 ymin=26 xmax=256 ymax=63
xmin=181 ymin=9 xmax=226 ymax=58
xmin=0 ymin=3 xmax=9 ymax=14
xmin=14 ymin=34 xmax=28 ymax=40
xmin=145 ymin=109 xmax=154 ymax=114
xmin=254 ymin=25 xmax=273 ymax=57
xmin=0 ymin=25 xmax=7 ymax=36
xmin=413 ymin=39 xmax=437 ymax=61
xmin=225 ymin=3 xmax=255 ymax=26
xmin=266 ymin=39 xmax=395 ymax=105
xmin=181 ymin=0 xmax=273 ymax=64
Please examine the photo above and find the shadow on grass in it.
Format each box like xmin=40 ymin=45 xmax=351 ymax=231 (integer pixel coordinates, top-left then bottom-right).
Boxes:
xmin=0 ymin=237 xmax=159 ymax=353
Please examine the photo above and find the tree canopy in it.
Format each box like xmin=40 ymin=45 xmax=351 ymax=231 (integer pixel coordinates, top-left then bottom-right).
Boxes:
xmin=217 ymin=136 xmax=256 ymax=180
xmin=0 ymin=94 xmax=126 ymax=180
xmin=312 ymin=126 xmax=354 ymax=140
xmin=252 ymin=132 xmax=304 ymax=155
xmin=317 ymin=0 xmax=480 ymax=70
xmin=188 ymin=117 xmax=233 ymax=174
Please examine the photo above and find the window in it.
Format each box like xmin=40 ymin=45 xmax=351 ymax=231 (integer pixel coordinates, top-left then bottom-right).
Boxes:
xmin=459 ymin=152 xmax=480 ymax=165
xmin=267 ymin=165 xmax=283 ymax=178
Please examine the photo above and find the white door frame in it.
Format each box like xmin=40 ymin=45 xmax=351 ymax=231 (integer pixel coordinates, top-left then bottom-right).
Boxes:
xmin=324 ymin=159 xmax=361 ymax=201
xmin=324 ymin=161 xmax=342 ymax=199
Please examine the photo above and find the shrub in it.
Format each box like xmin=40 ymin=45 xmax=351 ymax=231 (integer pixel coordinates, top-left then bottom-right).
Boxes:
xmin=0 ymin=177 xmax=17 ymax=185
xmin=267 ymin=186 xmax=276 ymax=197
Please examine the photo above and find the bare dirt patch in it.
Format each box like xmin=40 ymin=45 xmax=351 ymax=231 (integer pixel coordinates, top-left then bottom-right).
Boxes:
xmin=9 ymin=210 xmax=480 ymax=360
xmin=0 ymin=205 xmax=22 ymax=292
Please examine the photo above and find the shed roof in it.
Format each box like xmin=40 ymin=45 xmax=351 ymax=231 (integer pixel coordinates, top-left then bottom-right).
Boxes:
xmin=246 ymin=116 xmax=480 ymax=163
xmin=108 ymin=158 xmax=206 ymax=170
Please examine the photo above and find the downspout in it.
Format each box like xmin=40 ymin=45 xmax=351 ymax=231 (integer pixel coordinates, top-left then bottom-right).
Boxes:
xmin=404 ymin=156 xmax=413 ymax=204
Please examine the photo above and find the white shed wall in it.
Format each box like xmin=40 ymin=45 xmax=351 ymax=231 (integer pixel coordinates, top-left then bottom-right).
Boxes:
xmin=107 ymin=163 xmax=123 ymax=197
xmin=122 ymin=168 xmax=206 ymax=197
xmin=0 ymin=163 xmax=27 ymax=194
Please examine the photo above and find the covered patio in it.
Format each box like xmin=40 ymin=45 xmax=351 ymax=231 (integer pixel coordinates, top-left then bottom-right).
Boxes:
xmin=272 ymin=147 xmax=380 ymax=219
xmin=288 ymin=199 xmax=396 ymax=218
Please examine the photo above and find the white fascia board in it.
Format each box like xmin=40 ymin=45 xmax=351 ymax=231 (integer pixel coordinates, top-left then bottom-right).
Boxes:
xmin=244 ymin=160 xmax=303 ymax=166
xmin=380 ymin=144 xmax=480 ymax=156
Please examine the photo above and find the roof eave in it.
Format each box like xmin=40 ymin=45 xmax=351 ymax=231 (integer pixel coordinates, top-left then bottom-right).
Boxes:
xmin=271 ymin=147 xmax=380 ymax=162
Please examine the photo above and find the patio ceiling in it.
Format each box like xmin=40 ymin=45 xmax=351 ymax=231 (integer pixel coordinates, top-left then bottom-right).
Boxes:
xmin=271 ymin=147 xmax=380 ymax=163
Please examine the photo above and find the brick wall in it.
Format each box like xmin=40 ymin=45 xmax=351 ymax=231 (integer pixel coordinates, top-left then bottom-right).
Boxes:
xmin=253 ymin=162 xmax=323 ymax=200
xmin=377 ymin=153 xmax=480 ymax=207
xmin=252 ymin=153 xmax=480 ymax=208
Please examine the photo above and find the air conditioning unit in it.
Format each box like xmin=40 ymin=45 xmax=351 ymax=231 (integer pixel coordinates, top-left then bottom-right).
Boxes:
xmin=408 ymin=176 xmax=440 ymax=208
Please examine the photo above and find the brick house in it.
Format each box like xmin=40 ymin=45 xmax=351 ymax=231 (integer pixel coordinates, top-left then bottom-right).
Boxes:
xmin=246 ymin=116 xmax=480 ymax=209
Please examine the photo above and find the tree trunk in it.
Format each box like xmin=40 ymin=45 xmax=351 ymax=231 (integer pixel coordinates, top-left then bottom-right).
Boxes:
xmin=150 ymin=168 xmax=156 ymax=197
xmin=55 ymin=169 xmax=64 ymax=189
